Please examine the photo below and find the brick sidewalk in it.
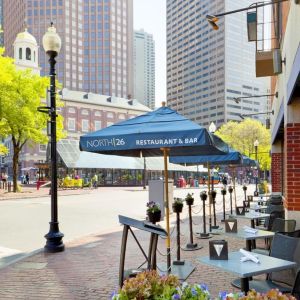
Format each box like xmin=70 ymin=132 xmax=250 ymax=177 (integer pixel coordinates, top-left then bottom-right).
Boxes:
xmin=0 ymin=211 xmax=266 ymax=300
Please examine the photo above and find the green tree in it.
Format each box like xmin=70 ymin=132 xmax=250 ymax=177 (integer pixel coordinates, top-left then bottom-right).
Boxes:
xmin=0 ymin=47 xmax=65 ymax=192
xmin=215 ymin=118 xmax=271 ymax=171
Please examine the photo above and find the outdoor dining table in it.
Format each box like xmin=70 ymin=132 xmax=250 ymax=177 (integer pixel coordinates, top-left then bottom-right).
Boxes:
xmin=199 ymin=251 xmax=296 ymax=293
xmin=223 ymin=229 xmax=274 ymax=251
xmin=230 ymin=212 xmax=270 ymax=228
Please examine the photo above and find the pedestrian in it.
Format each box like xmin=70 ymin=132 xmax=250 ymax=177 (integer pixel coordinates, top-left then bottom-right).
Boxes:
xmin=25 ymin=172 xmax=29 ymax=184
xmin=92 ymin=174 xmax=98 ymax=189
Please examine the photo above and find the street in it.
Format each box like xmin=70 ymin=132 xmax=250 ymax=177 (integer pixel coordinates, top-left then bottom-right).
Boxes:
xmin=0 ymin=183 xmax=255 ymax=267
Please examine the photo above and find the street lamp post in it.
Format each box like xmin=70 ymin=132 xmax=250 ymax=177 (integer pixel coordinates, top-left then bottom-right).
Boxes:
xmin=209 ymin=122 xmax=219 ymax=229
xmin=254 ymin=139 xmax=259 ymax=196
xmin=42 ymin=23 xmax=64 ymax=252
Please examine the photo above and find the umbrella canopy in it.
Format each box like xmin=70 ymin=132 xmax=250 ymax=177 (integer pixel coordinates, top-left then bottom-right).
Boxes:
xmin=242 ymin=156 xmax=258 ymax=167
xmin=79 ymin=105 xmax=229 ymax=273
xmin=79 ymin=106 xmax=228 ymax=157
xmin=169 ymin=148 xmax=243 ymax=165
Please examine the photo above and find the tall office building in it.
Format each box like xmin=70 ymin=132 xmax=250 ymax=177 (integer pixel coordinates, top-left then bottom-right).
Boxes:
xmin=0 ymin=0 xmax=3 ymax=46
xmin=133 ymin=29 xmax=155 ymax=109
xmin=3 ymin=0 xmax=133 ymax=98
xmin=166 ymin=0 xmax=269 ymax=127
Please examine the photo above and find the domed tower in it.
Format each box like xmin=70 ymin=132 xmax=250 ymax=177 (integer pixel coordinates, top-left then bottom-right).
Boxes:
xmin=13 ymin=28 xmax=40 ymax=75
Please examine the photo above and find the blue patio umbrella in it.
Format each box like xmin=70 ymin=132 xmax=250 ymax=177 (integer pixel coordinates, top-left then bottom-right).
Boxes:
xmin=169 ymin=148 xmax=243 ymax=165
xmin=79 ymin=104 xmax=229 ymax=272
xmin=242 ymin=156 xmax=258 ymax=167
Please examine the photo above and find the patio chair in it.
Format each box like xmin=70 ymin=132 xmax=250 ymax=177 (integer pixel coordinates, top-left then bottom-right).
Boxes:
xmin=280 ymin=230 xmax=300 ymax=238
xmin=248 ymin=233 xmax=300 ymax=293
xmin=256 ymin=210 xmax=284 ymax=231
xmin=271 ymin=218 xmax=296 ymax=233
xmin=292 ymin=269 xmax=300 ymax=300
xmin=253 ymin=219 xmax=297 ymax=255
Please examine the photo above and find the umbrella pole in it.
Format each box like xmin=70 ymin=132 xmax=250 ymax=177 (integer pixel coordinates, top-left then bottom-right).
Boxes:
xmin=207 ymin=162 xmax=212 ymax=232
xmin=162 ymin=148 xmax=171 ymax=273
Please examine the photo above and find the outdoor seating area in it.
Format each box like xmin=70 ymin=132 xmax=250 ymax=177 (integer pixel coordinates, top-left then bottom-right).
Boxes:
xmin=115 ymin=190 xmax=300 ymax=299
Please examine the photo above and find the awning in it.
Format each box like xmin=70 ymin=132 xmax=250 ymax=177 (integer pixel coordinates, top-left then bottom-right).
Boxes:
xmin=57 ymin=139 xmax=207 ymax=172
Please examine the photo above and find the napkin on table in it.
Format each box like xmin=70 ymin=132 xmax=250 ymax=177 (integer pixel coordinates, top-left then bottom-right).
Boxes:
xmin=239 ymin=248 xmax=260 ymax=263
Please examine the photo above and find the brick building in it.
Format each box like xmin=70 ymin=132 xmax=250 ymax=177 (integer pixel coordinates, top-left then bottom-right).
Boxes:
xmin=270 ymin=1 xmax=300 ymax=225
xmin=0 ymin=89 xmax=151 ymax=178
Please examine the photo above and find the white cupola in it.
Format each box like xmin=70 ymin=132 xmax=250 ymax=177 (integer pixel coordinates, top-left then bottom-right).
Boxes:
xmin=13 ymin=28 xmax=40 ymax=75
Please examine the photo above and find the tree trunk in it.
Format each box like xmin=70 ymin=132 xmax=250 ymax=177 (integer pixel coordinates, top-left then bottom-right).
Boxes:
xmin=12 ymin=146 xmax=20 ymax=193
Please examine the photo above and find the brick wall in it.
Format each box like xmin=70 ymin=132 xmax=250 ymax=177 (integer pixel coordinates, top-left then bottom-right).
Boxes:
xmin=271 ymin=152 xmax=283 ymax=193
xmin=284 ymin=123 xmax=300 ymax=211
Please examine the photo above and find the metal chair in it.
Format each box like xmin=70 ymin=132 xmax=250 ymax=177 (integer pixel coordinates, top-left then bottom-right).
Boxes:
xmin=271 ymin=218 xmax=296 ymax=233
xmin=292 ymin=269 xmax=300 ymax=300
xmin=280 ymin=230 xmax=300 ymax=238
xmin=256 ymin=210 xmax=284 ymax=231
xmin=248 ymin=233 xmax=300 ymax=293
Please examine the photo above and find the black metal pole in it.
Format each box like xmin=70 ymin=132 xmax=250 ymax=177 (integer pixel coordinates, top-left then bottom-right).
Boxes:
xmin=44 ymin=51 xmax=64 ymax=252
xmin=143 ymin=157 xmax=146 ymax=189
xmin=255 ymin=145 xmax=258 ymax=195
xmin=211 ymin=190 xmax=219 ymax=229
xmin=229 ymin=187 xmax=233 ymax=215
xmin=176 ymin=212 xmax=180 ymax=261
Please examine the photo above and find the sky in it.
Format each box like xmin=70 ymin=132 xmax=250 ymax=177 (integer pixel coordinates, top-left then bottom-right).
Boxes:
xmin=133 ymin=0 xmax=166 ymax=108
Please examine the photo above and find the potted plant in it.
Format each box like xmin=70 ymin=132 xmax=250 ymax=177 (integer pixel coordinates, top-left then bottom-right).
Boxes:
xmin=228 ymin=186 xmax=233 ymax=193
xmin=185 ymin=193 xmax=194 ymax=205
xmin=146 ymin=201 xmax=161 ymax=223
xmin=172 ymin=197 xmax=184 ymax=213
xmin=200 ymin=191 xmax=208 ymax=201
xmin=112 ymin=270 xmax=210 ymax=300
xmin=221 ymin=188 xmax=227 ymax=195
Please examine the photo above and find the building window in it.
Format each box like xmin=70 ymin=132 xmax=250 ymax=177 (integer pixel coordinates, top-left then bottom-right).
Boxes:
xmin=107 ymin=112 xmax=114 ymax=118
xmin=33 ymin=51 xmax=36 ymax=62
xmin=94 ymin=110 xmax=101 ymax=117
xmin=68 ymin=107 xmax=76 ymax=113
xmin=82 ymin=119 xmax=89 ymax=132
xmin=68 ymin=118 xmax=76 ymax=131
xmin=119 ymin=113 xmax=126 ymax=120
xmin=19 ymin=48 xmax=22 ymax=59
xmin=26 ymin=47 xmax=31 ymax=60
xmin=94 ymin=121 xmax=102 ymax=131
xmin=39 ymin=144 xmax=47 ymax=152
xmin=81 ymin=109 xmax=89 ymax=115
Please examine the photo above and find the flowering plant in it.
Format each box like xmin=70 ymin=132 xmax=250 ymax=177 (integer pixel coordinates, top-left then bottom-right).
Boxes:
xmin=111 ymin=270 xmax=210 ymax=300
xmin=185 ymin=193 xmax=194 ymax=200
xmin=173 ymin=197 xmax=184 ymax=205
xmin=218 ymin=289 xmax=296 ymax=300
xmin=146 ymin=201 xmax=161 ymax=213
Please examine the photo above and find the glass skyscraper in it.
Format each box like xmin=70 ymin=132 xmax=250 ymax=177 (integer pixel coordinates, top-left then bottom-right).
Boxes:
xmin=3 ymin=0 xmax=133 ymax=98
xmin=134 ymin=29 xmax=155 ymax=109
xmin=166 ymin=0 xmax=269 ymax=127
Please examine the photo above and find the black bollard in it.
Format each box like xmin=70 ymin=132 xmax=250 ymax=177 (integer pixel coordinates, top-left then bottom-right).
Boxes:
xmin=228 ymin=186 xmax=233 ymax=215
xmin=172 ymin=202 xmax=184 ymax=265
xmin=243 ymin=185 xmax=247 ymax=202
xmin=182 ymin=194 xmax=203 ymax=250
xmin=221 ymin=188 xmax=227 ymax=222
xmin=197 ymin=191 xmax=211 ymax=239
xmin=211 ymin=190 xmax=219 ymax=229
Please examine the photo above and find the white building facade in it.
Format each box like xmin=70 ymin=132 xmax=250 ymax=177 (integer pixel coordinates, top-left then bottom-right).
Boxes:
xmin=133 ymin=29 xmax=156 ymax=109
xmin=166 ymin=0 xmax=269 ymax=128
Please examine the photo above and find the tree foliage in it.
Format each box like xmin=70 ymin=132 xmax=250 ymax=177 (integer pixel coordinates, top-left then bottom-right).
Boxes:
xmin=215 ymin=119 xmax=271 ymax=170
xmin=0 ymin=47 xmax=65 ymax=191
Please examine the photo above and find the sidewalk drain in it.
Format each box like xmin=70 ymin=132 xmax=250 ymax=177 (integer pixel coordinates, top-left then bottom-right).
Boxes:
xmin=14 ymin=262 xmax=47 ymax=270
